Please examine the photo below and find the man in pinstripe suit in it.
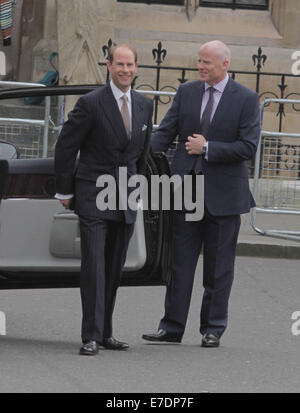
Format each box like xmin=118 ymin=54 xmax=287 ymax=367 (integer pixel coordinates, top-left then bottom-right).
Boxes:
xmin=55 ymin=44 xmax=153 ymax=356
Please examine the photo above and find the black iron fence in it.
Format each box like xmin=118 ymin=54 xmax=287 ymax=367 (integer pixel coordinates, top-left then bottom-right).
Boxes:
xmin=117 ymin=0 xmax=269 ymax=11
xmin=99 ymin=40 xmax=300 ymax=178
xmin=100 ymin=40 xmax=300 ymax=128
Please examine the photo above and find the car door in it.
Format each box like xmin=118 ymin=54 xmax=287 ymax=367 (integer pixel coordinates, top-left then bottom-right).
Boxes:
xmin=0 ymin=151 xmax=172 ymax=289
xmin=0 ymin=85 xmax=173 ymax=289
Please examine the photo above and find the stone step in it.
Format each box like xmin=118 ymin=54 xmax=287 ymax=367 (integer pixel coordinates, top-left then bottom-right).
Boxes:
xmin=238 ymin=211 xmax=300 ymax=259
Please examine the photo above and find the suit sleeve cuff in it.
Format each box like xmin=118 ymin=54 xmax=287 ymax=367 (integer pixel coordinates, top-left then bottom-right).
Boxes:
xmin=55 ymin=193 xmax=74 ymax=200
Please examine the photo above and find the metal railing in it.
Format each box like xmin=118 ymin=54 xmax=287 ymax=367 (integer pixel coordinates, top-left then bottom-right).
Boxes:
xmin=99 ymin=41 xmax=300 ymax=178
xmin=100 ymin=42 xmax=300 ymax=128
xmin=1 ymin=87 xmax=300 ymax=243
xmin=251 ymin=98 xmax=300 ymax=242
xmin=0 ymin=85 xmax=175 ymax=157
xmin=0 ymin=81 xmax=51 ymax=158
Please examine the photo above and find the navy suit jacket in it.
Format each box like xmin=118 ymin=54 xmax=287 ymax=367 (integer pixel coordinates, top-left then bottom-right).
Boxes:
xmin=152 ymin=78 xmax=261 ymax=216
xmin=55 ymin=84 xmax=153 ymax=223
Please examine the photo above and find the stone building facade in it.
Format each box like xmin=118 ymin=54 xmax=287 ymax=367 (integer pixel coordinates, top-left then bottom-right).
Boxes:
xmin=14 ymin=1 xmax=300 ymax=119
xmin=9 ymin=0 xmax=300 ymax=176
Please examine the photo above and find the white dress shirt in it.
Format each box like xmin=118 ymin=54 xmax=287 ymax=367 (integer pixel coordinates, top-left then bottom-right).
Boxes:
xmin=110 ymin=80 xmax=132 ymax=133
xmin=201 ymin=74 xmax=229 ymax=159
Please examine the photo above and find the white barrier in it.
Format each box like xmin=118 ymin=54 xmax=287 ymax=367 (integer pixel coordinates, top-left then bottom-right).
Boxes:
xmin=251 ymin=98 xmax=300 ymax=242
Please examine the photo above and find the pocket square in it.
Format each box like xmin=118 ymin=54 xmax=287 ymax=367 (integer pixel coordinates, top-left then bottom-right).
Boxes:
xmin=142 ymin=124 xmax=147 ymax=132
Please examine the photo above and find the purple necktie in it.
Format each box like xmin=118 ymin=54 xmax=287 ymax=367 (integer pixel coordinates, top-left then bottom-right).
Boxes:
xmin=201 ymin=87 xmax=215 ymax=137
xmin=193 ymin=87 xmax=215 ymax=174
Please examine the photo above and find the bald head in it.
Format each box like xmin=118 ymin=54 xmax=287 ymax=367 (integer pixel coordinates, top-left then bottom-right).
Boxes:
xmin=199 ymin=41 xmax=231 ymax=64
xmin=197 ymin=40 xmax=231 ymax=86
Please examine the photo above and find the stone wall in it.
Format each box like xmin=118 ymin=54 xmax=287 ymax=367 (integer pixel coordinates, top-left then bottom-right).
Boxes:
xmin=15 ymin=0 xmax=300 ymax=135
xmin=8 ymin=0 xmax=300 ymax=178
xmin=56 ymin=0 xmax=116 ymax=112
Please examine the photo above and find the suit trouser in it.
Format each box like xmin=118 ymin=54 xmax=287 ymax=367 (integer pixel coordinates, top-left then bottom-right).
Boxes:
xmin=159 ymin=209 xmax=241 ymax=338
xmin=79 ymin=215 xmax=134 ymax=343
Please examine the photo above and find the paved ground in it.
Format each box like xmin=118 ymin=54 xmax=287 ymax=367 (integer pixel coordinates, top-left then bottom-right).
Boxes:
xmin=238 ymin=212 xmax=300 ymax=259
xmin=0 ymin=255 xmax=299 ymax=393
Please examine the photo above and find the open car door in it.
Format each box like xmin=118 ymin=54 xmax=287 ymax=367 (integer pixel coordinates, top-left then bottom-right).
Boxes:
xmin=0 ymin=152 xmax=172 ymax=289
xmin=0 ymin=86 xmax=172 ymax=290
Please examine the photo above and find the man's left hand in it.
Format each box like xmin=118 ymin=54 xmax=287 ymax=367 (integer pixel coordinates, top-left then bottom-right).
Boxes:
xmin=185 ymin=134 xmax=206 ymax=155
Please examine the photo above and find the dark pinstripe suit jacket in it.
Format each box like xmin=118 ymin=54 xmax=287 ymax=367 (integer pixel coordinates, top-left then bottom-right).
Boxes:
xmin=55 ymin=84 xmax=153 ymax=223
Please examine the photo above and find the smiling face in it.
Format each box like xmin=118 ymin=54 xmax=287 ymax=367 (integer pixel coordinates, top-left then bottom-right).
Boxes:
xmin=106 ymin=46 xmax=138 ymax=93
xmin=197 ymin=41 xmax=230 ymax=86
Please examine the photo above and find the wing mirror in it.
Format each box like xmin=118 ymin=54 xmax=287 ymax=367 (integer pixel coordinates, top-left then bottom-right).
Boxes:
xmin=0 ymin=141 xmax=19 ymax=159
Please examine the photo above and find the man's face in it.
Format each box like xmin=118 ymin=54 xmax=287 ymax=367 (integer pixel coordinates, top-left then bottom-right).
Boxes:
xmin=107 ymin=47 xmax=138 ymax=92
xmin=197 ymin=47 xmax=228 ymax=86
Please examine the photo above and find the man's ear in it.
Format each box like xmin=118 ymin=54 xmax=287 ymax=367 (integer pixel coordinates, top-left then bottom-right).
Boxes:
xmin=224 ymin=58 xmax=230 ymax=70
xmin=106 ymin=60 xmax=112 ymax=73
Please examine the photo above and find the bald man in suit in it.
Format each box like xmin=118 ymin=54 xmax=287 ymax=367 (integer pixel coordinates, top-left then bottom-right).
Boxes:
xmin=143 ymin=41 xmax=260 ymax=348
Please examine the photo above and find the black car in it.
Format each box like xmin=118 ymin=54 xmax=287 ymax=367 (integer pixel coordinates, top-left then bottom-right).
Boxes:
xmin=0 ymin=86 xmax=173 ymax=290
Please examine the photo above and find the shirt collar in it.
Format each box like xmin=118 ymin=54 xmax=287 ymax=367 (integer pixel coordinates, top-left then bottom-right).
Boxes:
xmin=205 ymin=73 xmax=229 ymax=93
xmin=110 ymin=80 xmax=131 ymax=102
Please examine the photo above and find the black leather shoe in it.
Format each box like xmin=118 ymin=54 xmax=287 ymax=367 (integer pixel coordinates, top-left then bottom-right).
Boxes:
xmin=102 ymin=337 xmax=129 ymax=350
xmin=142 ymin=329 xmax=183 ymax=343
xmin=79 ymin=340 xmax=99 ymax=356
xmin=201 ymin=334 xmax=220 ymax=348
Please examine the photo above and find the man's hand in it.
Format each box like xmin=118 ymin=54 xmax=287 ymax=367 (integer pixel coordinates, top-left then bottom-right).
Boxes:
xmin=185 ymin=134 xmax=207 ymax=155
xmin=59 ymin=199 xmax=72 ymax=209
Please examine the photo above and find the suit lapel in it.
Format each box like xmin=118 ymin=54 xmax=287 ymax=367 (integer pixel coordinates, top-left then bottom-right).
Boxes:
xmin=209 ymin=77 xmax=237 ymax=134
xmin=100 ymin=84 xmax=130 ymax=147
xmin=191 ymin=81 xmax=204 ymax=134
xmin=130 ymin=90 xmax=144 ymax=146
